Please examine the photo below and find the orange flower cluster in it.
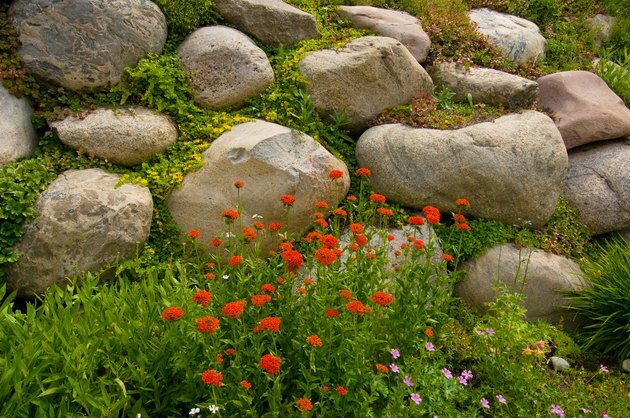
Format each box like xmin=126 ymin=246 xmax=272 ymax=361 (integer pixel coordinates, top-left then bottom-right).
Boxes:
xmin=297 ymin=397 xmax=313 ymax=411
xmin=306 ymin=335 xmax=323 ymax=347
xmin=370 ymin=193 xmax=386 ymax=204
xmin=261 ymin=283 xmax=276 ymax=293
xmin=314 ymin=218 xmax=328 ymax=228
xmin=280 ymin=194 xmax=296 ymax=206
xmin=319 ymin=234 xmax=338 ymax=249
xmin=211 ymin=237 xmax=222 ymax=247
xmin=371 ymin=291 xmax=394 ymax=307
xmin=233 ymin=180 xmax=244 ymax=188
xmin=377 ymin=208 xmax=393 ymax=216
xmin=456 ymin=198 xmax=471 ymax=207
xmin=195 ymin=316 xmax=219 ymax=333
xmin=259 ymin=353 xmax=282 ymax=375
xmin=161 ymin=307 xmax=184 ymax=321
xmin=326 ymin=308 xmax=339 ymax=318
xmin=240 ymin=380 xmax=252 ymax=389
xmin=253 ymin=221 xmax=265 ymax=230
xmin=188 ymin=229 xmax=200 ymax=239
xmin=346 ymin=300 xmax=372 ymax=317
xmin=329 ymin=169 xmax=343 ymax=179
xmin=281 ymin=249 xmax=304 ymax=272
xmin=201 ymin=369 xmax=223 ymax=386
xmin=422 ymin=206 xmax=441 ymax=224
xmin=339 ymin=289 xmax=352 ymax=300
xmin=222 ymin=300 xmax=247 ymax=318
xmin=333 ymin=208 xmax=347 ymax=217
xmin=251 ymin=294 xmax=271 ymax=307
xmin=269 ymin=222 xmax=282 ymax=231
xmin=229 ymin=255 xmax=243 ymax=266
xmin=355 ymin=234 xmax=368 ymax=247
xmin=441 ymin=253 xmax=453 ymax=261
xmin=350 ymin=223 xmax=364 ymax=234
xmin=315 ymin=201 xmax=328 ymax=208
xmin=192 ymin=289 xmax=212 ymax=307
xmin=314 ymin=247 xmax=340 ymax=266
xmin=355 ymin=167 xmax=372 ymax=176
xmin=409 ymin=216 xmax=425 ymax=226
xmin=336 ymin=386 xmax=348 ymax=396
xmin=221 ymin=209 xmax=239 ymax=222
xmin=253 ymin=317 xmax=281 ymax=333
xmin=376 ymin=363 xmax=389 ymax=373
xmin=242 ymin=227 xmax=257 ymax=242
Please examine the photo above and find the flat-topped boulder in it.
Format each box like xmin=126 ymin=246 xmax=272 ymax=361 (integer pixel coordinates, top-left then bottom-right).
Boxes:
xmin=429 ymin=61 xmax=539 ymax=107
xmin=299 ymin=36 xmax=433 ymax=134
xmin=0 ymin=81 xmax=38 ymax=167
xmin=337 ymin=5 xmax=431 ymax=63
xmin=537 ymin=71 xmax=630 ymax=149
xmin=212 ymin=0 xmax=320 ymax=47
xmin=469 ymin=8 xmax=546 ymax=65
xmin=7 ymin=169 xmax=153 ymax=297
xmin=356 ymin=111 xmax=567 ymax=228
xmin=178 ymin=26 xmax=274 ymax=110
xmin=9 ymin=0 xmax=167 ymax=90
xmin=49 ymin=108 xmax=178 ymax=166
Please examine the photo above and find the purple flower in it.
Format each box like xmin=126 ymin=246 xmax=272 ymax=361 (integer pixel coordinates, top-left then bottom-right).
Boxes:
xmin=461 ymin=370 xmax=473 ymax=380
xmin=390 ymin=363 xmax=399 ymax=373
xmin=441 ymin=368 xmax=452 ymax=379
xmin=481 ymin=398 xmax=490 ymax=409
xmin=601 ymin=413 xmax=609 ymax=418
xmin=390 ymin=348 xmax=400 ymax=359
xmin=475 ymin=330 xmax=485 ymax=336
xmin=411 ymin=393 xmax=422 ymax=405
xmin=425 ymin=342 xmax=435 ymax=352
xmin=403 ymin=376 xmax=413 ymax=387
xmin=599 ymin=364 xmax=608 ymax=373
xmin=486 ymin=328 xmax=495 ymax=335
xmin=496 ymin=394 xmax=507 ymax=404
xmin=457 ymin=376 xmax=468 ymax=386
xmin=551 ymin=404 xmax=565 ymax=417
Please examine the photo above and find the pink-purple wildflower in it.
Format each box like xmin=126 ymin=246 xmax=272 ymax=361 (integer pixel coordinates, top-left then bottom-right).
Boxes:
xmin=411 ymin=393 xmax=422 ymax=405
xmin=457 ymin=376 xmax=468 ymax=386
xmin=496 ymin=394 xmax=507 ymax=404
xmin=403 ymin=376 xmax=414 ymax=387
xmin=599 ymin=364 xmax=608 ymax=373
xmin=425 ymin=342 xmax=435 ymax=351
xmin=390 ymin=363 xmax=400 ymax=373
xmin=441 ymin=368 xmax=452 ymax=379
xmin=551 ymin=404 xmax=565 ymax=417
xmin=390 ymin=348 xmax=400 ymax=359
xmin=486 ymin=328 xmax=495 ymax=335
xmin=481 ymin=398 xmax=490 ymax=409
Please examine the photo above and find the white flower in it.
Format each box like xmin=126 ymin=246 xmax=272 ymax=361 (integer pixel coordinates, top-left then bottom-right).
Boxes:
xmin=189 ymin=407 xmax=200 ymax=415
xmin=222 ymin=274 xmax=229 ymax=281
xmin=252 ymin=213 xmax=263 ymax=219
xmin=208 ymin=404 xmax=219 ymax=414
xmin=225 ymin=232 xmax=236 ymax=238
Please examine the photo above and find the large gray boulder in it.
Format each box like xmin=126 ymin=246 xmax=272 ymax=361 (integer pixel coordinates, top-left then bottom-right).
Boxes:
xmin=0 ymin=81 xmax=38 ymax=167
xmin=564 ymin=140 xmax=630 ymax=235
xmin=537 ymin=71 xmax=630 ymax=149
xmin=469 ymin=8 xmax=546 ymax=65
xmin=586 ymin=14 xmax=617 ymax=48
xmin=336 ymin=6 xmax=431 ymax=63
xmin=299 ymin=36 xmax=433 ymax=134
xmin=429 ymin=61 xmax=539 ymax=107
xmin=356 ymin=111 xmax=567 ymax=228
xmin=7 ymin=169 xmax=153 ymax=297
xmin=456 ymin=243 xmax=586 ymax=326
xmin=49 ymin=108 xmax=178 ymax=166
xmin=166 ymin=120 xmax=350 ymax=254
xmin=8 ymin=0 xmax=167 ymax=90
xmin=212 ymin=0 xmax=320 ymax=47
xmin=178 ymin=26 xmax=274 ymax=110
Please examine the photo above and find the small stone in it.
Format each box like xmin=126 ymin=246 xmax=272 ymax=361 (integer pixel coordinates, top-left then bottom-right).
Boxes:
xmin=0 ymin=81 xmax=38 ymax=167
xmin=550 ymin=356 xmax=571 ymax=371
xmin=622 ymin=359 xmax=630 ymax=372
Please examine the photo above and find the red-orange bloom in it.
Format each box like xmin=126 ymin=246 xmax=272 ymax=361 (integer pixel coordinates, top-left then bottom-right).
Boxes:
xmin=409 ymin=216 xmax=425 ymax=226
xmin=315 ymin=201 xmax=328 ymax=208
xmin=225 ymin=348 xmax=236 ymax=356
xmin=371 ymin=291 xmax=394 ymax=307
xmin=377 ymin=208 xmax=393 ymax=216
xmin=303 ymin=278 xmax=314 ymax=286
xmin=346 ymin=300 xmax=372 ymax=316
xmin=355 ymin=234 xmax=368 ymax=247
xmin=253 ymin=317 xmax=281 ymax=333
xmin=205 ymin=272 xmax=216 ymax=280
xmin=339 ymin=289 xmax=352 ymax=300
xmin=457 ymin=223 xmax=471 ymax=231
xmin=233 ymin=180 xmax=244 ymax=188
xmin=221 ymin=209 xmax=239 ymax=222
xmin=333 ymin=208 xmax=347 ymax=217
xmin=242 ymin=227 xmax=257 ymax=242
xmin=327 ymin=308 xmax=339 ymax=318
xmin=456 ymin=198 xmax=471 ymax=207
xmin=269 ymin=222 xmax=282 ymax=231
xmin=161 ymin=307 xmax=184 ymax=321
xmin=370 ymin=193 xmax=386 ymax=204
xmin=251 ymin=294 xmax=272 ymax=307
xmin=297 ymin=397 xmax=313 ymax=411
xmin=355 ymin=167 xmax=372 ymax=176
xmin=329 ymin=169 xmax=344 ymax=180
xmin=348 ymin=243 xmax=359 ymax=251
xmin=281 ymin=194 xmax=296 ymax=206
xmin=188 ymin=229 xmax=200 ymax=239
xmin=366 ymin=252 xmax=377 ymax=260
xmin=313 ymin=211 xmax=325 ymax=219
xmin=201 ymin=369 xmax=223 ymax=386
xmin=347 ymin=195 xmax=357 ymax=201
xmin=314 ymin=218 xmax=329 ymax=228
xmin=377 ymin=363 xmax=389 ymax=373
xmin=277 ymin=277 xmax=285 ymax=284
xmin=216 ymin=353 xmax=223 ymax=363
xmin=387 ymin=234 xmax=395 ymax=241
xmin=441 ymin=253 xmax=453 ymax=261
xmin=281 ymin=249 xmax=304 ymax=272
xmin=425 ymin=328 xmax=434 ymax=337
xmin=259 ymin=354 xmax=282 ymax=375
xmin=261 ymin=283 xmax=276 ymax=293
xmin=414 ymin=239 xmax=425 ymax=250
xmin=192 ymin=289 xmax=212 ymax=307
xmin=319 ymin=234 xmax=339 ymax=249
xmin=307 ymin=335 xmax=323 ymax=347
xmin=229 ymin=255 xmax=243 ymax=266
xmin=336 ymin=386 xmax=348 ymax=396
xmin=222 ymin=300 xmax=247 ymax=318
xmin=422 ymin=206 xmax=441 ymax=224
xmin=253 ymin=221 xmax=265 ymax=230
xmin=453 ymin=213 xmax=466 ymax=223
xmin=350 ymin=223 xmax=364 ymax=234
xmin=240 ymin=380 xmax=252 ymax=389
xmin=211 ymin=237 xmax=222 ymax=247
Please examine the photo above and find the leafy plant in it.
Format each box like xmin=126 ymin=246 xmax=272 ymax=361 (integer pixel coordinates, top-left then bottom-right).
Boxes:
xmin=151 ymin=0 xmax=220 ymax=53
xmin=432 ymin=87 xmax=457 ymax=110
xmin=597 ymin=47 xmax=630 ymax=106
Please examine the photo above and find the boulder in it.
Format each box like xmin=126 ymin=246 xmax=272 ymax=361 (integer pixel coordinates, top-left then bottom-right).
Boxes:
xmin=49 ymin=108 xmax=178 ymax=166
xmin=429 ymin=61 xmax=539 ymax=107
xmin=623 ymin=359 xmax=630 ymax=373
xmin=212 ymin=0 xmax=320 ymax=47
xmin=178 ymin=26 xmax=274 ymax=110
xmin=166 ymin=120 xmax=350 ymax=254
xmin=455 ymin=243 xmax=586 ymax=326
xmin=8 ymin=0 xmax=167 ymax=90
xmin=7 ymin=169 xmax=153 ymax=297
xmin=564 ymin=140 xmax=630 ymax=235
xmin=336 ymin=6 xmax=431 ymax=63
xmin=537 ymin=71 xmax=630 ymax=149
xmin=550 ymin=356 xmax=571 ymax=371
xmin=469 ymin=8 xmax=546 ymax=65
xmin=356 ymin=111 xmax=567 ymax=228
xmin=299 ymin=36 xmax=433 ymax=134
xmin=586 ymin=14 xmax=617 ymax=48
xmin=0 ymin=81 xmax=38 ymax=167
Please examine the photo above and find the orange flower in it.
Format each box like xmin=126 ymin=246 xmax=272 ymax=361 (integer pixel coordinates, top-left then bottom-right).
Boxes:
xmin=281 ymin=194 xmax=296 ymax=206
xmin=222 ymin=300 xmax=247 ymax=318
xmin=251 ymin=294 xmax=272 ymax=307
xmin=453 ymin=213 xmax=466 ymax=223
xmin=377 ymin=363 xmax=389 ymax=373
xmin=370 ymin=193 xmax=386 ymax=204
xmin=336 ymin=386 xmax=348 ymax=396
xmin=216 ymin=353 xmax=223 ymax=363
xmin=221 ymin=209 xmax=239 ymax=222
xmin=240 ymin=380 xmax=252 ymax=389
xmin=323 ymin=385 xmax=329 ymax=392
xmin=409 ymin=216 xmax=425 ymax=226
xmin=425 ymin=328 xmax=434 ymax=337
xmin=401 ymin=243 xmax=407 ymax=249
xmin=457 ymin=223 xmax=471 ymax=231
xmin=371 ymin=291 xmax=394 ymax=307
xmin=201 ymin=369 xmax=223 ymax=386
xmin=441 ymin=253 xmax=453 ymax=261
xmin=281 ymin=249 xmax=304 ymax=272
xmin=253 ymin=221 xmax=265 ymax=230
xmin=277 ymin=277 xmax=285 ymax=284
xmin=387 ymin=234 xmax=395 ymax=241
xmin=259 ymin=353 xmax=282 ymax=375
xmin=205 ymin=272 xmax=216 ymax=280
xmin=161 ymin=307 xmax=184 ymax=321
xmin=346 ymin=300 xmax=372 ymax=317
xmin=327 ymin=308 xmax=339 ymax=318
xmin=347 ymin=195 xmax=357 ymax=201
xmin=314 ymin=218 xmax=329 ymax=228
xmin=350 ymin=223 xmax=364 ymax=234
xmin=192 ymin=289 xmax=212 ymax=307
xmin=229 ymin=255 xmax=243 ymax=266
xmin=307 ymin=335 xmax=323 ymax=347
xmin=233 ymin=180 xmax=245 ymax=188
xmin=211 ymin=237 xmax=222 ymax=247
xmin=261 ymin=283 xmax=276 ymax=293
xmin=269 ymin=222 xmax=282 ymax=231
xmin=414 ymin=239 xmax=424 ymax=250
xmin=303 ymin=278 xmax=313 ymax=286
xmin=297 ymin=397 xmax=313 ymax=411
xmin=348 ymin=243 xmax=359 ymax=251
xmin=242 ymin=227 xmax=257 ymax=242
xmin=456 ymin=198 xmax=471 ymax=207
xmin=253 ymin=317 xmax=281 ymax=333
xmin=298 ymin=287 xmax=307 ymax=295
xmin=355 ymin=167 xmax=372 ymax=176
xmin=319 ymin=234 xmax=338 ymax=249
xmin=315 ymin=201 xmax=328 ymax=208
xmin=329 ymin=169 xmax=344 ymax=179
xmin=188 ymin=229 xmax=200 ymax=239
xmin=225 ymin=348 xmax=236 ymax=356
xmin=377 ymin=208 xmax=393 ymax=216
xmin=339 ymin=289 xmax=352 ymax=300
xmin=315 ymin=247 xmax=338 ymax=266
xmin=355 ymin=234 xmax=368 ymax=247
xmin=313 ymin=211 xmax=325 ymax=219
xmin=422 ymin=206 xmax=441 ymax=224
xmin=365 ymin=252 xmax=376 ymax=260
xmin=333 ymin=208 xmax=347 ymax=217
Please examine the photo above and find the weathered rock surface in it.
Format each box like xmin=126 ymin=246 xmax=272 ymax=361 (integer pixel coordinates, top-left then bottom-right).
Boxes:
xmin=212 ymin=0 xmax=320 ymax=47
xmin=7 ymin=169 xmax=153 ymax=297
xmin=469 ymin=8 xmax=546 ymax=65
xmin=586 ymin=14 xmax=617 ymax=48
xmin=429 ymin=61 xmax=539 ymax=107
xmin=550 ymin=356 xmax=571 ymax=371
xmin=0 ymin=81 xmax=38 ymax=167
xmin=166 ymin=120 xmax=350 ymax=253
xmin=178 ymin=26 xmax=274 ymax=110
xmin=337 ymin=6 xmax=431 ymax=63
xmin=537 ymin=71 xmax=630 ymax=149
xmin=623 ymin=359 xmax=630 ymax=373
xmin=356 ymin=111 xmax=567 ymax=228
xmin=564 ymin=140 xmax=630 ymax=235
xmin=49 ymin=108 xmax=178 ymax=166
xmin=8 ymin=0 xmax=167 ymax=90
xmin=456 ymin=243 xmax=586 ymax=326
xmin=299 ymin=36 xmax=433 ymax=134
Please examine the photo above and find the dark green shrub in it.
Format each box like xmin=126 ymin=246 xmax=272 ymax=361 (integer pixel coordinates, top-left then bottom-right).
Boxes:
xmin=151 ymin=0 xmax=220 ymax=53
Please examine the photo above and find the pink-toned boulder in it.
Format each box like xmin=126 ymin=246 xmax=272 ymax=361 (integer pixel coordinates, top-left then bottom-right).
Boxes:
xmin=537 ymin=71 xmax=630 ymax=149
